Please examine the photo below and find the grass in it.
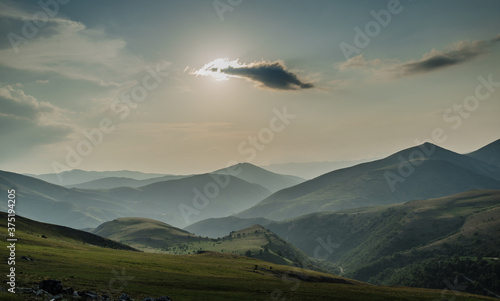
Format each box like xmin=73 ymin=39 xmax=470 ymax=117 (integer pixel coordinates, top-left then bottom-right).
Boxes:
xmin=0 ymin=216 xmax=498 ymax=300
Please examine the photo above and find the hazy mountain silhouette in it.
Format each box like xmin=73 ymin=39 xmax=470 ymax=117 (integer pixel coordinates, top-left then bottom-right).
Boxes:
xmin=466 ymin=138 xmax=500 ymax=168
xmin=237 ymin=143 xmax=500 ymax=221
xmin=27 ymin=169 xmax=167 ymax=186
xmin=99 ymin=173 xmax=272 ymax=228
xmin=70 ymin=174 xmax=187 ymax=189
xmin=0 ymin=170 xmax=271 ymax=229
xmin=0 ymin=170 xmax=133 ymax=229
xmin=261 ymin=159 xmax=372 ymax=179
xmin=212 ymin=162 xmax=305 ymax=192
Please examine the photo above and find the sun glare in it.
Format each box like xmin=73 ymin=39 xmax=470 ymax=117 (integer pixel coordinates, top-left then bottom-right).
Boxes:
xmin=194 ymin=58 xmax=244 ymax=81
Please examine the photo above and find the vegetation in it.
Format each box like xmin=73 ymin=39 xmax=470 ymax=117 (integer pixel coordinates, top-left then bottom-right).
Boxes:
xmin=0 ymin=214 xmax=497 ymax=300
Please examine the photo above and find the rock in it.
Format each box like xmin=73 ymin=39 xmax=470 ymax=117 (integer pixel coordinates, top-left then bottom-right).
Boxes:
xmin=141 ymin=298 xmax=155 ymax=301
xmin=62 ymin=286 xmax=74 ymax=295
xmin=21 ymin=256 xmax=33 ymax=261
xmin=119 ymin=293 xmax=134 ymax=300
xmin=51 ymin=294 xmax=63 ymax=300
xmin=72 ymin=291 xmax=82 ymax=299
xmin=34 ymin=289 xmax=50 ymax=297
xmin=78 ymin=290 xmax=100 ymax=300
xmin=38 ymin=279 xmax=63 ymax=295
xmin=17 ymin=287 xmax=33 ymax=294
xmin=141 ymin=297 xmax=172 ymax=301
xmin=101 ymin=294 xmax=111 ymax=301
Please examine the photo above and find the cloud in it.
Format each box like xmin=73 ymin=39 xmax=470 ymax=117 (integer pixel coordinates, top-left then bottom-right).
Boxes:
xmin=194 ymin=58 xmax=314 ymax=91
xmin=0 ymin=85 xmax=73 ymax=150
xmin=336 ymin=54 xmax=391 ymax=71
xmin=337 ymin=35 xmax=500 ymax=77
xmin=0 ymin=2 xmax=144 ymax=87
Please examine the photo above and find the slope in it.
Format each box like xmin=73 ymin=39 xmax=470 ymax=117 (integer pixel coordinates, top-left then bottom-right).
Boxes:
xmin=0 ymin=170 xmax=134 ymax=229
xmin=93 ymin=217 xmax=200 ymax=251
xmin=212 ymin=162 xmax=305 ymax=192
xmin=106 ymin=173 xmax=272 ymax=227
xmin=238 ymin=142 xmax=500 ymax=221
xmin=264 ymin=190 xmax=500 ymax=297
xmin=185 ymin=216 xmax=274 ymax=238
xmin=92 ymin=217 xmax=319 ymax=270
xmin=0 ymin=214 xmax=495 ymax=301
xmin=467 ymin=138 xmax=500 ymax=168
xmin=0 ymin=212 xmax=137 ymax=251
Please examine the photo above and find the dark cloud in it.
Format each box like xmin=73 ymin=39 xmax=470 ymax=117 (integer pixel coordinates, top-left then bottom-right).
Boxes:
xmin=220 ymin=61 xmax=314 ymax=90
xmin=399 ymin=36 xmax=500 ymax=75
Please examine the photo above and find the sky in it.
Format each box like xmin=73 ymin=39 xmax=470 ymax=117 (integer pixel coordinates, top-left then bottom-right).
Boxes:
xmin=0 ymin=0 xmax=499 ymax=175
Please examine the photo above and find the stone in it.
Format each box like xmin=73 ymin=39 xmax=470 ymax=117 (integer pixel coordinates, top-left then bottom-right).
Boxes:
xmin=38 ymin=279 xmax=63 ymax=295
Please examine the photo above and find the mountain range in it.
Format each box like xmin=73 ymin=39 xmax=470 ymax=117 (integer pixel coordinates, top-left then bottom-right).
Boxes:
xmin=1 ymin=163 xmax=303 ymax=229
xmin=237 ymin=141 xmax=500 ymax=221
xmin=186 ymin=189 xmax=500 ymax=297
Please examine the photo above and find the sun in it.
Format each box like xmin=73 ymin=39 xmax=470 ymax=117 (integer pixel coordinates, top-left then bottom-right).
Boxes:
xmin=193 ymin=58 xmax=244 ymax=81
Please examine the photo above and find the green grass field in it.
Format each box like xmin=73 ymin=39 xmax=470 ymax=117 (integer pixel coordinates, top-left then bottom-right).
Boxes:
xmin=1 ymin=216 xmax=498 ymax=300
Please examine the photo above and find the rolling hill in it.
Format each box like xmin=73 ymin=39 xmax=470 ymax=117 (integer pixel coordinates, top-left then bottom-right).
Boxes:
xmin=92 ymin=217 xmax=320 ymax=269
xmin=0 ymin=212 xmax=496 ymax=301
xmin=237 ymin=142 xmax=500 ymax=221
xmin=261 ymin=190 xmax=500 ymax=297
xmin=212 ymin=162 xmax=305 ymax=192
xmin=93 ymin=217 xmax=200 ymax=251
xmin=0 ymin=212 xmax=137 ymax=251
xmin=185 ymin=216 xmax=274 ymax=238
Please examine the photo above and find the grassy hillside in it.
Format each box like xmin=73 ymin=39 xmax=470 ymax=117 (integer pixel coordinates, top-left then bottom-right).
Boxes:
xmin=263 ymin=190 xmax=500 ymax=297
xmin=185 ymin=216 xmax=274 ymax=238
xmin=93 ymin=217 xmax=201 ymax=252
xmin=0 ymin=212 xmax=137 ymax=251
xmin=238 ymin=143 xmax=500 ymax=221
xmin=93 ymin=217 xmax=319 ymax=269
xmin=0 ymin=214 xmax=496 ymax=301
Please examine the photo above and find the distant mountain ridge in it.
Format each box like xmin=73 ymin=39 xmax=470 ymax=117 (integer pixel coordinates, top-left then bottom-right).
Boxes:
xmin=261 ymin=159 xmax=372 ymax=179
xmin=212 ymin=162 xmax=305 ymax=192
xmin=69 ymin=174 xmax=187 ymax=189
xmin=237 ymin=142 xmax=500 ymax=221
xmin=467 ymin=139 xmax=500 ymax=168
xmin=0 ymin=168 xmax=273 ymax=229
xmin=27 ymin=169 xmax=168 ymax=186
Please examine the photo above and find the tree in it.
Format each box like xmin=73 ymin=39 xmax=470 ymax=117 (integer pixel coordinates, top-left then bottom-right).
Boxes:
xmin=245 ymin=250 xmax=252 ymax=257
